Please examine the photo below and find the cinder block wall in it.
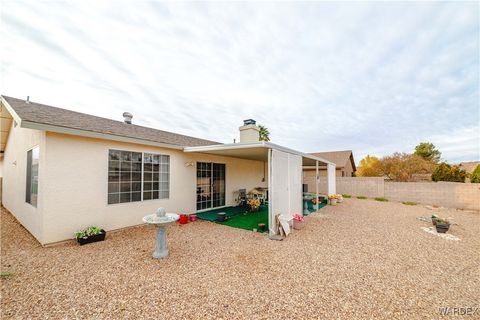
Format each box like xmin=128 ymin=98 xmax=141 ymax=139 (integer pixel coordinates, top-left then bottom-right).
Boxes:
xmin=385 ymin=182 xmax=480 ymax=210
xmin=303 ymin=176 xmax=480 ymax=210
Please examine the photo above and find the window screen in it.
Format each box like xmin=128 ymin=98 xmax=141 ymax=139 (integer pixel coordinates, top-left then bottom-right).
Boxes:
xmin=143 ymin=153 xmax=169 ymax=200
xmin=108 ymin=150 xmax=142 ymax=204
xmin=108 ymin=150 xmax=169 ymax=204
xmin=26 ymin=146 xmax=39 ymax=207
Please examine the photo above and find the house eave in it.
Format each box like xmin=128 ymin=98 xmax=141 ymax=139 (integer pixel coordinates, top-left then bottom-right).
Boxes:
xmin=20 ymin=120 xmax=185 ymax=150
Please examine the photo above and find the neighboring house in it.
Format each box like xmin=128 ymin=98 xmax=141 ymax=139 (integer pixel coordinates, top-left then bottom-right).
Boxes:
xmin=459 ymin=161 xmax=479 ymax=174
xmin=0 ymin=96 xmax=336 ymax=245
xmin=303 ymin=150 xmax=356 ymax=178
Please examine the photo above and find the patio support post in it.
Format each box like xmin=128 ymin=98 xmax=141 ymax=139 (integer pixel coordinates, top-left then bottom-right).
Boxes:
xmin=315 ymin=161 xmax=319 ymax=211
xmin=327 ymin=163 xmax=336 ymax=196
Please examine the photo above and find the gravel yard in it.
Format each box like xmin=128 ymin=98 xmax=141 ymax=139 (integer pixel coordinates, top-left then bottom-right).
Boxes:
xmin=1 ymin=199 xmax=479 ymax=319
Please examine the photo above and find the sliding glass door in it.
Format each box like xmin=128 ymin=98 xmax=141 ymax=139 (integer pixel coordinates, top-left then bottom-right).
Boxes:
xmin=196 ymin=162 xmax=225 ymax=210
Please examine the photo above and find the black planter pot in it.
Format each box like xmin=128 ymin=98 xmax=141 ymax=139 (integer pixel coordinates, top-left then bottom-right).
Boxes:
xmin=217 ymin=212 xmax=226 ymax=222
xmin=435 ymin=224 xmax=450 ymax=233
xmin=77 ymin=230 xmax=106 ymax=245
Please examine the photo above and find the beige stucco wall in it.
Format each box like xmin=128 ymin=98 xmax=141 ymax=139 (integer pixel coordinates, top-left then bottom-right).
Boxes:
xmin=304 ymin=168 xmax=345 ymax=180
xmin=2 ymin=123 xmax=46 ymax=242
xmin=41 ymin=132 xmax=267 ymax=244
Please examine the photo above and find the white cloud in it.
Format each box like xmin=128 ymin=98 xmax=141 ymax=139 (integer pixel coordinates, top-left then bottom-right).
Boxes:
xmin=0 ymin=1 xmax=478 ymax=163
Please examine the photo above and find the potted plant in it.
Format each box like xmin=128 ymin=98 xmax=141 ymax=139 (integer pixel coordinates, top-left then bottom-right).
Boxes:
xmin=293 ymin=214 xmax=305 ymax=230
xmin=75 ymin=226 xmax=106 ymax=245
xmin=247 ymin=198 xmax=261 ymax=212
xmin=328 ymin=194 xmax=338 ymax=206
xmin=435 ymin=218 xmax=451 ymax=233
xmin=431 ymin=214 xmax=439 ymax=225
xmin=337 ymin=194 xmax=344 ymax=203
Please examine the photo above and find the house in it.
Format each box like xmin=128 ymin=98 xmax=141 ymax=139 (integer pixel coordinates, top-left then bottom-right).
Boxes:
xmin=459 ymin=161 xmax=479 ymax=174
xmin=303 ymin=150 xmax=356 ymax=178
xmin=0 ymin=96 xmax=336 ymax=245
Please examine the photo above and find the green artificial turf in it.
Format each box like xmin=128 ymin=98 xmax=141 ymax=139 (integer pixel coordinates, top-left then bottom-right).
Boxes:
xmin=196 ymin=200 xmax=327 ymax=233
xmin=196 ymin=205 xmax=269 ymax=232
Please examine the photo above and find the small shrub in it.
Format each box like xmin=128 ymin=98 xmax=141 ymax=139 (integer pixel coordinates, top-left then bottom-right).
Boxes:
xmin=374 ymin=197 xmax=388 ymax=202
xmin=356 ymin=196 xmax=367 ymax=199
xmin=432 ymin=162 xmax=466 ymax=182
xmin=0 ymin=272 xmax=13 ymax=279
xmin=342 ymin=194 xmax=352 ymax=198
xmin=75 ymin=226 xmax=104 ymax=239
xmin=470 ymin=165 xmax=480 ymax=183
xmin=402 ymin=201 xmax=417 ymax=206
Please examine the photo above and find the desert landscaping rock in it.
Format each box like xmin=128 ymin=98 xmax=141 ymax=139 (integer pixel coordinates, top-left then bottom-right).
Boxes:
xmin=1 ymin=199 xmax=479 ymax=319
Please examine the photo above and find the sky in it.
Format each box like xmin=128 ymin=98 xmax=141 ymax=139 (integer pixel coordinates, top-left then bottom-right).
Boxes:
xmin=1 ymin=1 xmax=479 ymax=164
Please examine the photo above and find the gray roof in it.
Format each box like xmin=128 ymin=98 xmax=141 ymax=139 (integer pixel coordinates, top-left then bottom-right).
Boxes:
xmin=2 ymin=96 xmax=220 ymax=147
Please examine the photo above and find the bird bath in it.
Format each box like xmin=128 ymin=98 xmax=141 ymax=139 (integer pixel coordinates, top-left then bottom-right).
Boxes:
xmin=143 ymin=208 xmax=179 ymax=259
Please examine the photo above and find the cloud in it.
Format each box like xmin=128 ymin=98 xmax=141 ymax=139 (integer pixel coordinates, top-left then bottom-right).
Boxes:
xmin=1 ymin=1 xmax=478 ymax=163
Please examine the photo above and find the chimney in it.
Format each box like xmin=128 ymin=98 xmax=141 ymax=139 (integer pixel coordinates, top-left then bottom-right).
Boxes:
xmin=26 ymin=96 xmax=30 ymax=104
xmin=123 ymin=112 xmax=133 ymax=124
xmin=239 ymin=119 xmax=260 ymax=143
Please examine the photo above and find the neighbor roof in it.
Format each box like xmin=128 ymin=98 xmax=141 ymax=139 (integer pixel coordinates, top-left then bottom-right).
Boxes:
xmin=1 ymin=96 xmax=220 ymax=148
xmin=309 ymin=150 xmax=356 ymax=171
xmin=459 ymin=161 xmax=479 ymax=173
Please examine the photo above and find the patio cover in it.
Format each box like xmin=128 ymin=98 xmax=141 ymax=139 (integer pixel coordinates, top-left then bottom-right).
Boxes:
xmin=184 ymin=142 xmax=336 ymax=236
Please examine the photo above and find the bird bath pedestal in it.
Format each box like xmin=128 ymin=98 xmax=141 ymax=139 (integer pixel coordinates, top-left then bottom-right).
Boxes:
xmin=143 ymin=208 xmax=179 ymax=259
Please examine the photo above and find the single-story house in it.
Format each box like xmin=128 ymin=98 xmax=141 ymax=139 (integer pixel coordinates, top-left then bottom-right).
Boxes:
xmin=0 ymin=96 xmax=336 ymax=245
xmin=303 ymin=150 xmax=356 ymax=179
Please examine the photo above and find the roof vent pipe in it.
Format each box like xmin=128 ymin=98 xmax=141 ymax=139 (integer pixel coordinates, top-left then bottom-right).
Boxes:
xmin=123 ymin=112 xmax=133 ymax=124
xmin=26 ymin=96 xmax=30 ymax=104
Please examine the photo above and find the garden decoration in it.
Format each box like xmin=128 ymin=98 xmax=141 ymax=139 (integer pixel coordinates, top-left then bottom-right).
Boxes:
xmin=247 ymin=198 xmax=261 ymax=212
xmin=328 ymin=194 xmax=339 ymax=205
xmin=435 ymin=218 xmax=451 ymax=233
xmin=75 ymin=226 xmax=106 ymax=245
xmin=143 ymin=207 xmax=179 ymax=259
xmin=293 ymin=214 xmax=305 ymax=230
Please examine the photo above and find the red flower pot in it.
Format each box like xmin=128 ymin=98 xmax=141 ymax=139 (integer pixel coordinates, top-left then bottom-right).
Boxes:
xmin=179 ymin=214 xmax=189 ymax=224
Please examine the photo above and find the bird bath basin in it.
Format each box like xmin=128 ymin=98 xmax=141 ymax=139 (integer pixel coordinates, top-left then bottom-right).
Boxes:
xmin=143 ymin=208 xmax=179 ymax=259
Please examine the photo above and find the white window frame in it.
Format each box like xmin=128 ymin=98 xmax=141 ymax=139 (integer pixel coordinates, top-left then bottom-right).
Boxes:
xmin=107 ymin=149 xmax=170 ymax=205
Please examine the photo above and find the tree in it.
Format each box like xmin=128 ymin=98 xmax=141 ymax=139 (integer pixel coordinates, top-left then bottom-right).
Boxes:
xmin=380 ymin=153 xmax=436 ymax=182
xmin=414 ymin=142 xmax=441 ymax=163
xmin=470 ymin=165 xmax=480 ymax=183
xmin=356 ymin=155 xmax=382 ymax=177
xmin=259 ymin=125 xmax=270 ymax=142
xmin=431 ymin=162 xmax=466 ymax=182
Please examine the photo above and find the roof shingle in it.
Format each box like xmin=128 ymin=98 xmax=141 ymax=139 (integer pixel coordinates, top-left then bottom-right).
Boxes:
xmin=309 ymin=150 xmax=355 ymax=170
xmin=2 ymin=96 xmax=220 ymax=147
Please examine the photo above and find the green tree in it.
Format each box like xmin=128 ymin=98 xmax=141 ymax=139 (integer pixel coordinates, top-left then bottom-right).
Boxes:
xmin=432 ymin=162 xmax=466 ymax=182
xmin=259 ymin=125 xmax=270 ymax=142
xmin=357 ymin=155 xmax=382 ymax=177
xmin=414 ymin=142 xmax=441 ymax=163
xmin=470 ymin=165 xmax=480 ymax=183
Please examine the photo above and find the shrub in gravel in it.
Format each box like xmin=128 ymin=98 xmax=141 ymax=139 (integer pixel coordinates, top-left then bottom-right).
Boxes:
xmin=402 ymin=201 xmax=417 ymax=206
xmin=356 ymin=196 xmax=367 ymax=199
xmin=374 ymin=197 xmax=388 ymax=202
xmin=342 ymin=194 xmax=352 ymax=198
xmin=0 ymin=272 xmax=14 ymax=280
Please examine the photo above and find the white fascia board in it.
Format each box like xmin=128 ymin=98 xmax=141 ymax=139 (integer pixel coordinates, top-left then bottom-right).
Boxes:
xmin=264 ymin=142 xmax=335 ymax=166
xmin=184 ymin=141 xmax=336 ymax=167
xmin=20 ymin=121 xmax=184 ymax=150
xmin=183 ymin=141 xmax=267 ymax=152
xmin=1 ymin=96 xmax=22 ymax=124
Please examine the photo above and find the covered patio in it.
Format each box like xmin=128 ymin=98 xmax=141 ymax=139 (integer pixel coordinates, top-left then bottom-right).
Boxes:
xmin=184 ymin=141 xmax=336 ymax=237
